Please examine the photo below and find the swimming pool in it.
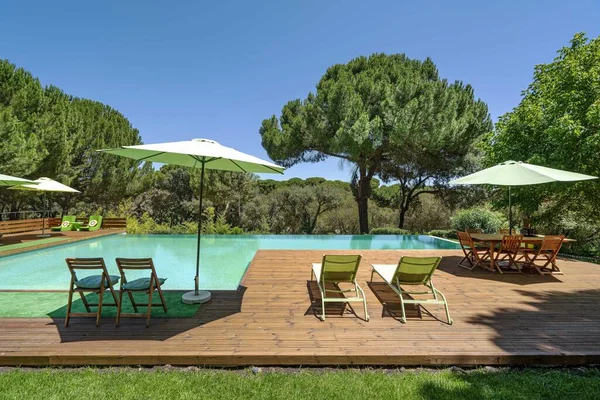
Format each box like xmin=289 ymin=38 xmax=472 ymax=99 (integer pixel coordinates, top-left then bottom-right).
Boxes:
xmin=0 ymin=234 xmax=459 ymax=290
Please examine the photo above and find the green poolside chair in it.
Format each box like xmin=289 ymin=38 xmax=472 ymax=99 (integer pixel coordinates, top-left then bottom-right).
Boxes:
xmin=370 ymin=256 xmax=452 ymax=325
xmin=79 ymin=215 xmax=103 ymax=231
xmin=51 ymin=215 xmax=77 ymax=232
xmin=311 ymin=254 xmax=369 ymax=321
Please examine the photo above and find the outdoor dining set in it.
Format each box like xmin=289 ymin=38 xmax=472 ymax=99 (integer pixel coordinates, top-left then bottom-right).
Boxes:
xmin=457 ymin=229 xmax=569 ymax=275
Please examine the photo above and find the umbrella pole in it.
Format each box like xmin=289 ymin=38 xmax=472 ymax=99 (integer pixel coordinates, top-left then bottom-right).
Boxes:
xmin=194 ymin=162 xmax=205 ymax=295
xmin=508 ymin=186 xmax=512 ymax=235
xmin=42 ymin=192 xmax=46 ymax=235
xmin=182 ymin=160 xmax=211 ymax=305
xmin=38 ymin=192 xmax=50 ymax=238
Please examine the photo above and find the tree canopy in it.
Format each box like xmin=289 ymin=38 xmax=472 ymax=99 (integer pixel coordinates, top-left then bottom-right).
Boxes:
xmin=486 ymin=33 xmax=600 ymax=229
xmin=260 ymin=53 xmax=491 ymax=232
xmin=0 ymin=59 xmax=144 ymax=215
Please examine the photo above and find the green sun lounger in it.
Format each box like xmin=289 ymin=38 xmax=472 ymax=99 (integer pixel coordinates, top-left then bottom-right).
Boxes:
xmin=79 ymin=215 xmax=103 ymax=231
xmin=370 ymin=256 xmax=452 ymax=324
xmin=311 ymin=254 xmax=369 ymax=321
xmin=51 ymin=215 xmax=77 ymax=232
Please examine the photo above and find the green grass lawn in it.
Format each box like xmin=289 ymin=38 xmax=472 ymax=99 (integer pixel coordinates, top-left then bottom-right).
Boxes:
xmin=0 ymin=291 xmax=200 ymax=318
xmin=1 ymin=367 xmax=599 ymax=400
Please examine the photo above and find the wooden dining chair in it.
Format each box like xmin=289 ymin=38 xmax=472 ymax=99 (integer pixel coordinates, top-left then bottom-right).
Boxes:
xmin=493 ymin=235 xmax=524 ymax=274
xmin=518 ymin=236 xmax=565 ymax=275
xmin=65 ymin=258 xmax=120 ymax=327
xmin=456 ymin=231 xmax=490 ymax=270
xmin=115 ymin=258 xmax=168 ymax=327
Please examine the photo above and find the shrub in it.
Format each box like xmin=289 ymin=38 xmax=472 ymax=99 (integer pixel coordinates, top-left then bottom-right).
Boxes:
xmin=126 ymin=212 xmax=244 ymax=235
xmin=370 ymin=227 xmax=411 ymax=235
xmin=450 ymin=207 xmax=506 ymax=234
xmin=428 ymin=229 xmax=456 ymax=239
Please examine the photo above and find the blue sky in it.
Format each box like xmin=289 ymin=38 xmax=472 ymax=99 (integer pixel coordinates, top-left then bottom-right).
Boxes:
xmin=1 ymin=0 xmax=599 ymax=181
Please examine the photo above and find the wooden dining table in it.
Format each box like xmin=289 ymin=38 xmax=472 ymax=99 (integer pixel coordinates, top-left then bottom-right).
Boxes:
xmin=469 ymin=233 xmax=575 ymax=270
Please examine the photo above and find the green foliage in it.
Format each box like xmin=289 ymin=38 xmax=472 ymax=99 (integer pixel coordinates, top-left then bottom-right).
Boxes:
xmin=532 ymin=205 xmax=600 ymax=256
xmin=428 ymin=229 xmax=457 ymax=239
xmin=370 ymin=227 xmax=411 ymax=235
xmin=261 ymin=53 xmax=490 ymax=233
xmin=450 ymin=207 xmax=507 ymax=233
xmin=373 ymin=188 xmax=456 ymax=232
xmin=486 ymin=33 xmax=600 ymax=231
xmin=0 ymin=59 xmax=144 ymax=215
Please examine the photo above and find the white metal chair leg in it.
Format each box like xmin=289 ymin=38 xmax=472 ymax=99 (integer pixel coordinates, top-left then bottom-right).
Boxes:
xmin=397 ymin=288 xmax=407 ymax=323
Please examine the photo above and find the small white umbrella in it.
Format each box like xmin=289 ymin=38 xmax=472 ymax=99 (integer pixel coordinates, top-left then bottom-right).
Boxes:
xmin=10 ymin=177 xmax=80 ymax=237
xmin=0 ymin=174 xmax=38 ymax=186
xmin=450 ymin=161 xmax=597 ymax=233
xmin=98 ymin=138 xmax=285 ymax=304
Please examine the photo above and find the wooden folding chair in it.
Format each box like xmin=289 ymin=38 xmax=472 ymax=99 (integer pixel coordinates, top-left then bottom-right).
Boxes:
xmin=456 ymin=231 xmax=490 ymax=270
xmin=519 ymin=236 xmax=565 ymax=275
xmin=492 ymin=235 xmax=523 ymax=274
xmin=115 ymin=258 xmax=168 ymax=327
xmin=65 ymin=258 xmax=120 ymax=327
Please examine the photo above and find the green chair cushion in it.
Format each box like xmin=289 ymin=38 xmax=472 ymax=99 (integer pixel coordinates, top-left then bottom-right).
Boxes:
xmin=74 ymin=275 xmax=120 ymax=289
xmin=122 ymin=277 xmax=166 ymax=291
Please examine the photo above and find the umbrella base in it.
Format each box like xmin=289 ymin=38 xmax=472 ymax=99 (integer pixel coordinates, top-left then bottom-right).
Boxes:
xmin=37 ymin=234 xmax=51 ymax=238
xmin=182 ymin=290 xmax=211 ymax=304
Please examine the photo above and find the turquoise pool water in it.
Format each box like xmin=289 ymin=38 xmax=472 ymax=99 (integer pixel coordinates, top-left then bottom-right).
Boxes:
xmin=0 ymin=234 xmax=459 ymax=290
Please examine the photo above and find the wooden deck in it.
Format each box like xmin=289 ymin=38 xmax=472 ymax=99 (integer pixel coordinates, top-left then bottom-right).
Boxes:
xmin=0 ymin=229 xmax=125 ymax=257
xmin=1 ymin=249 xmax=600 ymax=366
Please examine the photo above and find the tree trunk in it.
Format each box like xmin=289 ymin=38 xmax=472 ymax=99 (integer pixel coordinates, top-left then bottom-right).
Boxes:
xmin=352 ymin=160 xmax=372 ymax=234
xmin=398 ymin=207 xmax=407 ymax=229
xmin=357 ymin=176 xmax=370 ymax=233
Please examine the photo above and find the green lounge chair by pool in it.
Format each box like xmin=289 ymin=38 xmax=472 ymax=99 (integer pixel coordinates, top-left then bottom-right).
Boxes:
xmin=51 ymin=215 xmax=77 ymax=232
xmin=79 ymin=215 xmax=103 ymax=231
xmin=311 ymin=254 xmax=369 ymax=321
xmin=370 ymin=256 xmax=452 ymax=325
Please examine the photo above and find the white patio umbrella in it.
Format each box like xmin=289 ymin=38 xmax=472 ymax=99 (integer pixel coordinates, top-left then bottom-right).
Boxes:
xmin=9 ymin=177 xmax=80 ymax=237
xmin=450 ymin=160 xmax=597 ymax=233
xmin=98 ymin=138 xmax=285 ymax=304
xmin=0 ymin=173 xmax=38 ymax=186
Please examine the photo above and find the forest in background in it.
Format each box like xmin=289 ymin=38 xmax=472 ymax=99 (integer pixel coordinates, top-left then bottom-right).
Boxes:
xmin=1 ymin=33 xmax=600 ymax=256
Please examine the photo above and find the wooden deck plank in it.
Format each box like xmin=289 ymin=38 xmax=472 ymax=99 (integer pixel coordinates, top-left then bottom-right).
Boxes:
xmin=1 ymin=249 xmax=600 ymax=366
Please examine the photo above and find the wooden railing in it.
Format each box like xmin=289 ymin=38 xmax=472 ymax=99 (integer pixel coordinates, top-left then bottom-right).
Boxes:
xmin=0 ymin=217 xmax=126 ymax=234
xmin=98 ymin=218 xmax=127 ymax=229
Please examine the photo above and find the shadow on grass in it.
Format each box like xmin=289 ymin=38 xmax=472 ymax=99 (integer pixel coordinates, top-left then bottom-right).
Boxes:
xmin=46 ymin=287 xmax=247 ymax=342
xmin=417 ymin=368 xmax=600 ymax=399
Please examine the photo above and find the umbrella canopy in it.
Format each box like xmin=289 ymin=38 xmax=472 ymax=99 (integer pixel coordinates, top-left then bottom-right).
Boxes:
xmin=98 ymin=138 xmax=285 ymax=304
xmin=9 ymin=177 xmax=80 ymax=237
xmin=450 ymin=161 xmax=597 ymax=233
xmin=9 ymin=177 xmax=80 ymax=193
xmin=98 ymin=138 xmax=285 ymax=174
xmin=0 ymin=173 xmax=38 ymax=187
xmin=449 ymin=161 xmax=597 ymax=186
